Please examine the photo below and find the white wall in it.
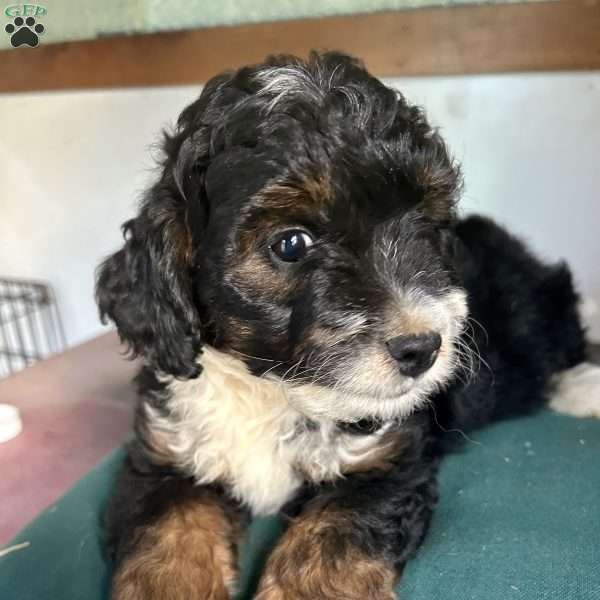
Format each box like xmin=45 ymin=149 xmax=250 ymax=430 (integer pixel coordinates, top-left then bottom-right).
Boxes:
xmin=1 ymin=72 xmax=599 ymax=349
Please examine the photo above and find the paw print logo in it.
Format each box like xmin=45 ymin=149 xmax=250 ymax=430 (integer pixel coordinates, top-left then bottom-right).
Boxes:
xmin=5 ymin=16 xmax=45 ymax=48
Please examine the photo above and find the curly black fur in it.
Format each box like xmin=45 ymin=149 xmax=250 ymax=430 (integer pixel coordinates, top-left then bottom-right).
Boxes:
xmin=96 ymin=52 xmax=461 ymax=380
xmin=96 ymin=51 xmax=587 ymax=599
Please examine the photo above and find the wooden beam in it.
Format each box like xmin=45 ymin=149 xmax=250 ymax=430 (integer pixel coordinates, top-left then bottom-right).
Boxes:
xmin=0 ymin=0 xmax=598 ymax=92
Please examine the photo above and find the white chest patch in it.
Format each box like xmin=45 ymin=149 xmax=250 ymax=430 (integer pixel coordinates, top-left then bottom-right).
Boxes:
xmin=146 ymin=347 xmax=389 ymax=515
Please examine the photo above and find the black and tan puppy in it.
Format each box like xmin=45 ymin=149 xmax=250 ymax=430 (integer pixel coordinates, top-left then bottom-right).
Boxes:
xmin=96 ymin=52 xmax=598 ymax=600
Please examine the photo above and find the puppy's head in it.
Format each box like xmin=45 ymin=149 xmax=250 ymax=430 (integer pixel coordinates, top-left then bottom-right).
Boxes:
xmin=96 ymin=52 xmax=467 ymax=422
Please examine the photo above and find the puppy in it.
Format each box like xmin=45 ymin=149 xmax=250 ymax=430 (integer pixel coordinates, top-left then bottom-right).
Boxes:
xmin=96 ymin=52 xmax=598 ymax=600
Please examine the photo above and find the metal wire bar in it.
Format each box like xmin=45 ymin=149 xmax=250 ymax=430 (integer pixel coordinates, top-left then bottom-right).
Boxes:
xmin=0 ymin=277 xmax=65 ymax=378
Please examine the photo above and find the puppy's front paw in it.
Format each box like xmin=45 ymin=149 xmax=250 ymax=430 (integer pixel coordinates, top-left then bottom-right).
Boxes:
xmin=550 ymin=362 xmax=600 ymax=418
xmin=111 ymin=499 xmax=237 ymax=600
xmin=253 ymin=524 xmax=397 ymax=600
xmin=255 ymin=576 xmax=396 ymax=600
xmin=112 ymin=560 xmax=232 ymax=600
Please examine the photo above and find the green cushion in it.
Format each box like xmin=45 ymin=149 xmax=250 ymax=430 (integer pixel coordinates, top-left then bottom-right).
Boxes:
xmin=2 ymin=410 xmax=599 ymax=599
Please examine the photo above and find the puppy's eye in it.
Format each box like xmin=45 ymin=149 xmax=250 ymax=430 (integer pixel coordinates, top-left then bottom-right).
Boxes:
xmin=270 ymin=230 xmax=314 ymax=262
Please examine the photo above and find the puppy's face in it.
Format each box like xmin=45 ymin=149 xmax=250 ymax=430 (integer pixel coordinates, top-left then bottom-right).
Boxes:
xmin=97 ymin=53 xmax=467 ymax=422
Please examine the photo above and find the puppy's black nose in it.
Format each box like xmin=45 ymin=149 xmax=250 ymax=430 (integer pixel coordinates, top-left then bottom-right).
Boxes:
xmin=386 ymin=332 xmax=442 ymax=378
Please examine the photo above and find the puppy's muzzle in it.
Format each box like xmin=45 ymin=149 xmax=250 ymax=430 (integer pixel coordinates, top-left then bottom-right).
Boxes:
xmin=386 ymin=332 xmax=442 ymax=378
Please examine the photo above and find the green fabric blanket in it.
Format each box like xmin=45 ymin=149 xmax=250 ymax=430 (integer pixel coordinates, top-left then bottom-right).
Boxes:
xmin=1 ymin=410 xmax=599 ymax=599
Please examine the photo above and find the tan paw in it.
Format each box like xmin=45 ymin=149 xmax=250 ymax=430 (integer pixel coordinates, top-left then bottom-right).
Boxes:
xmin=254 ymin=506 xmax=399 ymax=600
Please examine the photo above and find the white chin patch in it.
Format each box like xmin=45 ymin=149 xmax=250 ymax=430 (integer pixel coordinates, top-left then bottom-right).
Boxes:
xmin=287 ymin=383 xmax=429 ymax=423
xmin=549 ymin=362 xmax=600 ymax=418
xmin=287 ymin=287 xmax=468 ymax=423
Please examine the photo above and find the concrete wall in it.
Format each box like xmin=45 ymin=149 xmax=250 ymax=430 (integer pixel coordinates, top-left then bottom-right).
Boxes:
xmin=1 ymin=71 xmax=598 ymax=350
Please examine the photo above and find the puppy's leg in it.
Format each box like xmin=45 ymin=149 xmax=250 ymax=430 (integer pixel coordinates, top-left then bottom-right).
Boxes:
xmin=549 ymin=360 xmax=600 ymax=418
xmin=254 ymin=444 xmax=437 ymax=600
xmin=107 ymin=444 xmax=245 ymax=600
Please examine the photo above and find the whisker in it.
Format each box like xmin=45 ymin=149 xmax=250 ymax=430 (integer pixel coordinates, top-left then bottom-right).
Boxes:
xmin=279 ymin=359 xmax=305 ymax=386
xmin=427 ymin=400 xmax=482 ymax=446
xmin=307 ymin=352 xmax=340 ymax=386
xmin=455 ymin=327 xmax=495 ymax=384
xmin=467 ymin=316 xmax=490 ymax=346
xmin=229 ymin=349 xmax=278 ymax=363
xmin=259 ymin=360 xmax=287 ymax=379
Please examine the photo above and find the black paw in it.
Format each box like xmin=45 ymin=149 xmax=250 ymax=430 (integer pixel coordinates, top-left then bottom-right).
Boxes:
xmin=5 ymin=16 xmax=44 ymax=48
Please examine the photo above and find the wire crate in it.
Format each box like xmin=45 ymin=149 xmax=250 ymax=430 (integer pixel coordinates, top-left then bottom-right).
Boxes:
xmin=0 ymin=277 xmax=66 ymax=378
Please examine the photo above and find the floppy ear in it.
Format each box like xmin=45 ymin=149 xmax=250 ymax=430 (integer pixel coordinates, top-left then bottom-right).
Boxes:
xmin=96 ymin=70 xmax=240 ymax=377
xmin=96 ymin=170 xmax=203 ymax=378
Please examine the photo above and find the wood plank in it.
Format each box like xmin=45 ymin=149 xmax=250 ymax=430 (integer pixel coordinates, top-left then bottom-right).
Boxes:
xmin=0 ymin=0 xmax=598 ymax=92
